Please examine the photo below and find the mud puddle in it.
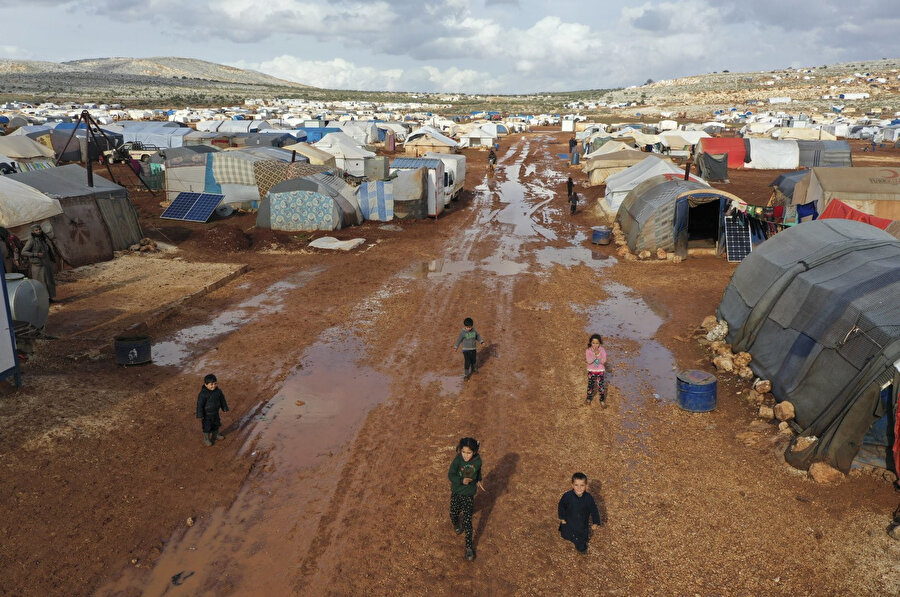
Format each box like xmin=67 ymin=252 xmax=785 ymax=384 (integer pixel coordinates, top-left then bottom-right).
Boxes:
xmin=99 ymin=328 xmax=389 ymax=596
xmin=152 ymin=267 xmax=325 ymax=368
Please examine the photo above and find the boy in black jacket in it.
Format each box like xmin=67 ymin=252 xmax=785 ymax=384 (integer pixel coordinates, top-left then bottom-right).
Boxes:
xmin=196 ymin=374 xmax=229 ymax=446
xmin=558 ymin=472 xmax=602 ymax=554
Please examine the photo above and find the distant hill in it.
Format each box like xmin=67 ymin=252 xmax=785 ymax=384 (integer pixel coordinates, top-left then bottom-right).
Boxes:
xmin=61 ymin=57 xmax=311 ymax=88
xmin=0 ymin=56 xmax=314 ymax=106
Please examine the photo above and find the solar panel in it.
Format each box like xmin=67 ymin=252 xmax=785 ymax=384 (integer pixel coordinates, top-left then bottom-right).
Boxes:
xmin=724 ymin=215 xmax=752 ymax=262
xmin=161 ymin=192 xmax=224 ymax=223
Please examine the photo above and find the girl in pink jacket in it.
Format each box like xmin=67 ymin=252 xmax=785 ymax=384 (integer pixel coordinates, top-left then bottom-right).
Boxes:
xmin=585 ymin=334 xmax=607 ymax=406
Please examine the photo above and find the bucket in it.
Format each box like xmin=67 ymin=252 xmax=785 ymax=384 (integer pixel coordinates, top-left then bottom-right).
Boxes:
xmin=591 ymin=226 xmax=611 ymax=245
xmin=114 ymin=335 xmax=152 ymax=366
xmin=676 ymin=369 xmax=717 ymax=412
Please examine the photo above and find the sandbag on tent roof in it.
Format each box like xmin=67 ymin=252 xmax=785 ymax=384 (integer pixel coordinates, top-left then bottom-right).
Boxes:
xmin=7 ymin=164 xmax=141 ymax=265
xmin=791 ymin=167 xmax=900 ymax=220
xmin=582 ymin=149 xmax=656 ymax=186
xmin=603 ymin=155 xmax=707 ymax=216
xmin=617 ymin=176 xmax=740 ymax=256
xmin=697 ymin=138 xmax=745 ymax=168
xmin=257 ymin=174 xmax=360 ymax=231
xmin=744 ymin=139 xmax=799 ymax=169
xmin=0 ymin=176 xmax=63 ymax=227
xmin=716 ymin=219 xmax=900 ymax=472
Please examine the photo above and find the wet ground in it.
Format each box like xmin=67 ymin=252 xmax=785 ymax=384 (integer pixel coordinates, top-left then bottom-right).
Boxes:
xmin=2 ymin=131 xmax=899 ymax=596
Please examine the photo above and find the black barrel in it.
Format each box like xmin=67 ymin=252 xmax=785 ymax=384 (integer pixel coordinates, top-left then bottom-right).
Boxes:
xmin=114 ymin=335 xmax=152 ymax=366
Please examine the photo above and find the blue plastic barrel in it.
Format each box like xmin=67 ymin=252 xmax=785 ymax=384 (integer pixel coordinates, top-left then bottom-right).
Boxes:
xmin=571 ymin=150 xmax=580 ymax=165
xmin=676 ymin=369 xmax=717 ymax=412
xmin=591 ymin=226 xmax=611 ymax=245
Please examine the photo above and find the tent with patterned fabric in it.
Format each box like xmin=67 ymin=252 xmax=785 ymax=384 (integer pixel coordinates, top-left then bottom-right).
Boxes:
xmin=257 ymin=173 xmax=362 ymax=231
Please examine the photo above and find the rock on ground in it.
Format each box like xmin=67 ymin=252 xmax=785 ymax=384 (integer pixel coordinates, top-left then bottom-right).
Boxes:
xmin=774 ymin=401 xmax=796 ymax=422
xmin=809 ymin=462 xmax=844 ymax=484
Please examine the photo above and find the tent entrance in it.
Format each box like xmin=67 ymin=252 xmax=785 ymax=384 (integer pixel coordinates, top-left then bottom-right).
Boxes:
xmin=687 ymin=200 xmax=720 ymax=247
xmin=853 ymin=384 xmax=895 ymax=470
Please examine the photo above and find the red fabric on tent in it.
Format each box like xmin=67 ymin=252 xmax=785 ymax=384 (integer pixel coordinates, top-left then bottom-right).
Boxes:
xmin=699 ymin=138 xmax=745 ymax=168
xmin=819 ymin=198 xmax=894 ymax=230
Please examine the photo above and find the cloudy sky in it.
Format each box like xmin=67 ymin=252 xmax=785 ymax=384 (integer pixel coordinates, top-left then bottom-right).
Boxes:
xmin=1 ymin=0 xmax=898 ymax=93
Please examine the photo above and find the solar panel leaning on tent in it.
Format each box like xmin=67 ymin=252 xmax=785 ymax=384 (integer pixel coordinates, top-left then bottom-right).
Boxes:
xmin=717 ymin=219 xmax=900 ymax=473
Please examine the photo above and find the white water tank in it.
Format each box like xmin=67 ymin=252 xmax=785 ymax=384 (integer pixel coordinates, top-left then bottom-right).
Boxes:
xmin=4 ymin=273 xmax=49 ymax=329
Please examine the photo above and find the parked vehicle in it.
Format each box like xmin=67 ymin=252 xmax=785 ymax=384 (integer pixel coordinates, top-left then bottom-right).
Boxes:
xmin=390 ymin=157 xmax=451 ymax=217
xmin=102 ymin=141 xmax=161 ymax=164
xmin=424 ymin=152 xmax=466 ymax=201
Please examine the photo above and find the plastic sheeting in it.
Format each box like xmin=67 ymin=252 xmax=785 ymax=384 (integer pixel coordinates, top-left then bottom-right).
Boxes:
xmin=604 ymin=155 xmax=707 ymax=215
xmin=744 ymin=139 xmax=800 ymax=169
xmin=0 ymin=176 xmax=63 ymax=227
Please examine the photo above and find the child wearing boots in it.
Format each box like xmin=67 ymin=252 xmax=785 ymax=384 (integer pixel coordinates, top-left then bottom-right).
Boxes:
xmin=448 ymin=437 xmax=486 ymax=561
xmin=196 ymin=374 xmax=229 ymax=446
xmin=558 ymin=472 xmax=602 ymax=554
xmin=454 ymin=317 xmax=485 ymax=380
xmin=585 ymin=334 xmax=607 ymax=406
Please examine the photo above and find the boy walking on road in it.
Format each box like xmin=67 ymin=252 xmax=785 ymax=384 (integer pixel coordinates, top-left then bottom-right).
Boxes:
xmin=454 ymin=317 xmax=485 ymax=380
xmin=558 ymin=472 xmax=602 ymax=554
xmin=196 ymin=374 xmax=229 ymax=446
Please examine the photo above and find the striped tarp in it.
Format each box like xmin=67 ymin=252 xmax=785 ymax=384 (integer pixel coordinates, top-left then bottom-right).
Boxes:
xmin=357 ymin=180 xmax=394 ymax=221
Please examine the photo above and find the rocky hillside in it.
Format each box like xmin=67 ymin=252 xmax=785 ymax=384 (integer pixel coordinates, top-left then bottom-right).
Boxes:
xmin=61 ymin=57 xmax=308 ymax=87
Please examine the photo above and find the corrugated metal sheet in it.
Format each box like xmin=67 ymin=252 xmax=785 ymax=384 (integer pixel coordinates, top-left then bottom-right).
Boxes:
xmin=391 ymin=158 xmax=442 ymax=170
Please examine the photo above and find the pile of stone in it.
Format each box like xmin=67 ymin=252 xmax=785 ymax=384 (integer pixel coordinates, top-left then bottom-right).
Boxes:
xmin=128 ymin=237 xmax=160 ymax=253
xmin=611 ymin=222 xmax=683 ymax=263
xmin=698 ymin=314 xmax=845 ymax=484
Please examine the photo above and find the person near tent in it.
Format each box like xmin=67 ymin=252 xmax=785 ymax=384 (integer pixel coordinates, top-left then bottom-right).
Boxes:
xmin=487 ymin=148 xmax=497 ymax=172
xmin=568 ymin=136 xmax=577 ymax=154
xmin=0 ymin=226 xmax=24 ymax=275
xmin=21 ymin=224 xmax=57 ymax=302
xmin=566 ymin=176 xmax=574 ymax=198
xmin=569 ymin=192 xmax=579 ymax=215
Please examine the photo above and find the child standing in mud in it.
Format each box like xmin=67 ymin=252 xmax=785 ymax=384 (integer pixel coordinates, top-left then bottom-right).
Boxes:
xmin=448 ymin=437 xmax=486 ymax=561
xmin=196 ymin=374 xmax=229 ymax=446
xmin=585 ymin=334 xmax=607 ymax=406
xmin=454 ymin=317 xmax=485 ymax=380
xmin=558 ymin=472 xmax=602 ymax=554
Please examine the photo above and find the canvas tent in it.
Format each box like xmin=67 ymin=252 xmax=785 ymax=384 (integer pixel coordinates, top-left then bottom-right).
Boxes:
xmin=257 ymin=173 xmax=362 ymax=231
xmin=617 ymin=176 xmax=740 ymax=257
xmin=583 ymin=140 xmax=634 ymax=160
xmin=458 ymin=127 xmax=496 ymax=148
xmin=0 ymin=176 xmax=63 ymax=227
xmin=0 ymin=135 xmax=56 ymax=173
xmin=697 ymin=138 xmax=746 ymax=168
xmin=404 ymin=126 xmax=458 ymax=156
xmin=313 ymin=132 xmax=375 ymax=177
xmin=795 ymin=140 xmax=852 ymax=168
xmin=744 ymin=139 xmax=800 ymax=170
xmin=696 ymin=153 xmax=729 ymax=182
xmin=389 ymin=167 xmax=429 ymax=220
xmin=582 ymin=149 xmax=657 ymax=186
xmin=602 ymin=155 xmax=707 ymax=216
xmin=50 ymin=124 xmax=122 ymax=163
xmin=7 ymin=164 xmax=141 ymax=265
xmin=716 ymin=219 xmax=900 ymax=472
xmin=791 ymin=167 xmax=900 ymax=220
xmin=819 ymin=199 xmax=900 ymax=239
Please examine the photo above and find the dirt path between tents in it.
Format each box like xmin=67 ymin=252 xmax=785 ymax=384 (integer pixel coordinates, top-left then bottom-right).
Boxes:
xmin=1 ymin=132 xmax=898 ymax=596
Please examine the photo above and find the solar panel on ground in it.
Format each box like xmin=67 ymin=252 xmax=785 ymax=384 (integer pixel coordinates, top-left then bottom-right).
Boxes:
xmin=724 ymin=215 xmax=752 ymax=262
xmin=161 ymin=192 xmax=224 ymax=223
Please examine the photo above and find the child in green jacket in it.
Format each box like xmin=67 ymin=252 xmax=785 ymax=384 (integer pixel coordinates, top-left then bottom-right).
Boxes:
xmin=448 ymin=437 xmax=486 ymax=561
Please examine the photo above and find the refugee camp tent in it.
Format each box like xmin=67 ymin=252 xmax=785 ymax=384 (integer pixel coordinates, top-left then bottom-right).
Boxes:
xmin=0 ymin=176 xmax=63 ymax=227
xmin=197 ymin=120 xmax=272 ymax=134
xmin=582 ymin=149 xmax=656 ymax=186
xmin=602 ymin=155 xmax=707 ymax=216
xmin=696 ymin=153 xmax=729 ymax=182
xmin=7 ymin=125 xmax=54 ymax=149
xmin=795 ymin=140 xmax=852 ymax=168
xmin=376 ymin=122 xmax=408 ymax=141
xmin=717 ymin=219 xmax=900 ymax=472
xmin=404 ymin=127 xmax=459 ymax=156
xmin=239 ymin=132 xmax=301 ymax=147
xmin=50 ymin=124 xmax=122 ymax=162
xmin=479 ymin=122 xmax=509 ymax=138
xmin=617 ymin=176 xmax=741 ymax=256
xmin=583 ymin=140 xmax=634 ymax=160
xmin=7 ymin=164 xmax=141 ymax=265
xmin=697 ymin=138 xmax=746 ymax=168
xmin=744 ymin=139 xmax=799 ymax=169
xmin=313 ymin=132 xmax=375 ymax=177
xmin=112 ymin=121 xmax=191 ymax=148
xmin=0 ymin=135 xmax=56 ymax=173
xmin=256 ymin=173 xmax=362 ymax=231
xmin=159 ymin=145 xmax=220 ymax=161
xmin=357 ymin=179 xmax=394 ymax=221
xmin=791 ymin=167 xmax=900 ymax=220
xmin=340 ymin=121 xmax=379 ymax=145
xmin=771 ymin=127 xmax=837 ymax=141
xmin=282 ymin=142 xmax=337 ymax=168
xmin=458 ymin=127 xmax=496 ymax=148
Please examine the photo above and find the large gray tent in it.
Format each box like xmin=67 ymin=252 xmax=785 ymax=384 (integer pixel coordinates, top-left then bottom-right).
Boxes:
xmin=717 ymin=219 xmax=900 ymax=472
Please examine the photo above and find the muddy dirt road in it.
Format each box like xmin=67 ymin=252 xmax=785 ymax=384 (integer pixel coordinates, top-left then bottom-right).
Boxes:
xmin=2 ymin=132 xmax=898 ymax=596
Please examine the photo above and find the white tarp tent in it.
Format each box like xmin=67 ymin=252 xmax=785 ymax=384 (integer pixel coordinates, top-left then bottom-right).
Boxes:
xmin=313 ymin=132 xmax=375 ymax=177
xmin=0 ymin=176 xmax=64 ymax=227
xmin=602 ymin=155 xmax=707 ymax=215
xmin=745 ymin=139 xmax=800 ymax=169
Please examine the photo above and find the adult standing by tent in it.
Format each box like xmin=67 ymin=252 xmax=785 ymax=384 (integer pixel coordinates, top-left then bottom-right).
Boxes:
xmin=21 ymin=224 xmax=57 ymax=302
xmin=566 ymin=176 xmax=574 ymax=198
xmin=568 ymin=136 xmax=577 ymax=154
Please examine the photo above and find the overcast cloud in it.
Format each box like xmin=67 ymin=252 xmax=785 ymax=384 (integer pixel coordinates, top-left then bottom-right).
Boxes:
xmin=0 ymin=0 xmax=898 ymax=93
